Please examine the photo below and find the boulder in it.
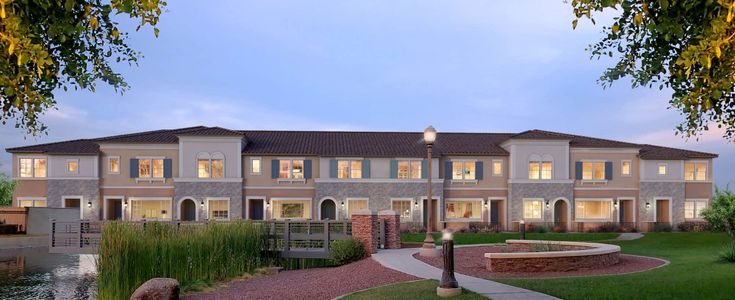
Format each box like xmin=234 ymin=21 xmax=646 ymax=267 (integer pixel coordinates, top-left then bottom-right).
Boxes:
xmin=130 ymin=278 xmax=180 ymax=300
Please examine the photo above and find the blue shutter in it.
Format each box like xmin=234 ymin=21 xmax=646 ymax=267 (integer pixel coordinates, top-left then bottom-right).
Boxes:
xmin=329 ymin=159 xmax=338 ymax=178
xmin=421 ymin=159 xmax=428 ymax=179
xmin=475 ymin=161 xmax=483 ymax=180
xmin=130 ymin=159 xmax=139 ymax=178
xmin=575 ymin=161 xmax=583 ymax=180
xmin=445 ymin=161 xmax=453 ymax=179
xmin=304 ymin=160 xmax=312 ymax=179
xmin=605 ymin=161 xmax=613 ymax=180
xmin=362 ymin=159 xmax=370 ymax=178
xmin=271 ymin=159 xmax=279 ymax=179
xmin=389 ymin=160 xmax=398 ymax=178
xmin=163 ymin=159 xmax=172 ymax=178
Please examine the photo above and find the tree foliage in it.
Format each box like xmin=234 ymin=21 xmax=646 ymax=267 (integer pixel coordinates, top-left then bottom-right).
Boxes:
xmin=571 ymin=0 xmax=735 ymax=140
xmin=0 ymin=172 xmax=14 ymax=207
xmin=0 ymin=0 xmax=166 ymax=135
xmin=701 ymin=187 xmax=735 ymax=239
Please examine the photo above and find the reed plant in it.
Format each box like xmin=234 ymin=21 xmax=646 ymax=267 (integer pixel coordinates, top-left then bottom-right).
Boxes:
xmin=96 ymin=221 xmax=270 ymax=300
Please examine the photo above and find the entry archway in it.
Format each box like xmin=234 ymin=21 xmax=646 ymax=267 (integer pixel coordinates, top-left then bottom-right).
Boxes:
xmin=320 ymin=198 xmax=337 ymax=220
xmin=553 ymin=197 xmax=571 ymax=231
xmin=180 ymin=198 xmax=197 ymax=221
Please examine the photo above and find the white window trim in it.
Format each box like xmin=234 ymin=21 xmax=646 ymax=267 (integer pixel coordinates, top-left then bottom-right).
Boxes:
xmin=18 ymin=156 xmax=47 ymax=178
xmin=444 ymin=198 xmax=483 ymax=221
xmin=522 ymin=198 xmax=545 ymax=221
xmin=127 ymin=197 xmax=173 ymax=221
xmin=390 ymin=198 xmax=414 ymax=222
xmin=620 ymin=160 xmax=632 ymax=177
xmin=197 ymin=152 xmax=225 ymax=179
xmin=17 ymin=197 xmax=47 ymax=208
xmin=245 ymin=196 xmax=267 ymax=220
xmin=397 ymin=159 xmax=424 ymax=180
xmin=580 ymin=160 xmax=609 ymax=182
xmin=206 ymin=197 xmax=231 ymax=221
xmin=616 ymin=197 xmax=637 ymax=223
xmin=419 ymin=196 xmax=441 ymax=224
xmin=450 ymin=159 xmax=478 ymax=182
xmin=653 ymin=197 xmax=673 ymax=223
xmin=345 ymin=197 xmax=369 ymax=219
xmin=491 ymin=159 xmax=503 ymax=177
xmin=137 ymin=157 xmax=166 ymax=180
xmin=657 ymin=163 xmax=668 ymax=176
xmin=62 ymin=195 xmax=85 ymax=219
xmin=108 ymin=156 xmax=121 ymax=175
xmin=66 ymin=159 xmax=80 ymax=174
xmin=278 ymin=158 xmax=306 ymax=180
xmin=528 ymin=158 xmax=553 ymax=181
xmin=103 ymin=196 xmax=126 ymax=221
xmin=684 ymin=161 xmax=708 ymax=182
xmin=337 ymin=159 xmax=364 ymax=179
xmin=574 ymin=198 xmax=614 ymax=222
xmin=270 ymin=197 xmax=312 ymax=219
xmin=684 ymin=198 xmax=708 ymax=220
xmin=249 ymin=157 xmax=263 ymax=175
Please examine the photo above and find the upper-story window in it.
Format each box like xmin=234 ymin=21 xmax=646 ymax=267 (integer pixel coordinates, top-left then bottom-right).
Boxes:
xmin=66 ymin=159 xmax=79 ymax=174
xmin=197 ymin=152 xmax=224 ymax=178
xmin=280 ymin=159 xmax=304 ymax=179
xmin=528 ymin=161 xmax=552 ymax=180
xmin=250 ymin=157 xmax=262 ymax=175
xmin=684 ymin=162 xmax=707 ymax=181
xmin=139 ymin=158 xmax=164 ymax=178
xmin=19 ymin=158 xmax=46 ymax=178
xmin=108 ymin=157 xmax=120 ymax=174
xmin=621 ymin=160 xmax=632 ymax=176
xmin=657 ymin=163 xmax=667 ymax=175
xmin=397 ymin=160 xmax=422 ymax=179
xmin=452 ymin=160 xmax=476 ymax=180
xmin=492 ymin=160 xmax=503 ymax=176
xmin=338 ymin=160 xmax=362 ymax=179
xmin=582 ymin=162 xmax=606 ymax=180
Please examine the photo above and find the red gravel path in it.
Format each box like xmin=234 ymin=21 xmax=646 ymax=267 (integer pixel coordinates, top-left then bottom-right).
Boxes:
xmin=414 ymin=245 xmax=667 ymax=279
xmin=183 ymin=258 xmax=419 ymax=300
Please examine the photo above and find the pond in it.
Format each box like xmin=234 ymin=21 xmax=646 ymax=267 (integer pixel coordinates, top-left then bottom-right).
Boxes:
xmin=0 ymin=247 xmax=97 ymax=299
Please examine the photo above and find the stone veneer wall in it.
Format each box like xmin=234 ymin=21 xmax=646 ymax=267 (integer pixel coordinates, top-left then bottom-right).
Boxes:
xmin=315 ymin=182 xmax=443 ymax=221
xmin=174 ymin=182 xmax=243 ymax=220
xmin=508 ymin=182 xmax=573 ymax=224
xmin=47 ymin=179 xmax=100 ymax=220
xmin=639 ymin=181 xmax=685 ymax=225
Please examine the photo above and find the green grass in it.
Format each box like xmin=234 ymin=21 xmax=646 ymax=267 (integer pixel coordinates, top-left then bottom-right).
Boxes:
xmin=341 ymin=280 xmax=486 ymax=300
xmin=497 ymin=233 xmax=735 ymax=300
xmin=401 ymin=232 xmax=620 ymax=245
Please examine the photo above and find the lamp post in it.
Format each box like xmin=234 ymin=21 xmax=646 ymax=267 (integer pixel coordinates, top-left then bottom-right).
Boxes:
xmin=437 ymin=230 xmax=461 ymax=297
xmin=420 ymin=126 xmax=440 ymax=257
xmin=519 ymin=219 xmax=526 ymax=240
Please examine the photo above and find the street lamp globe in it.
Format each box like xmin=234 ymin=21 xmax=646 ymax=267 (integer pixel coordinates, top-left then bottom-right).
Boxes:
xmin=424 ymin=125 xmax=437 ymax=145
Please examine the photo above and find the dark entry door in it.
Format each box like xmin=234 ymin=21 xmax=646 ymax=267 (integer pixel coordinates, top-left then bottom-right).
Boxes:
xmin=249 ymin=199 xmax=264 ymax=220
xmin=181 ymin=199 xmax=196 ymax=221
xmin=112 ymin=200 xmax=122 ymax=220
xmin=619 ymin=201 xmax=625 ymax=223
xmin=490 ymin=201 xmax=499 ymax=225
xmin=321 ymin=200 xmax=336 ymax=220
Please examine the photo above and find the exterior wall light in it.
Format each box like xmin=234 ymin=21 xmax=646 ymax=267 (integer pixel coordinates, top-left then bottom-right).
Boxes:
xmin=200 ymin=200 xmax=205 ymax=208
xmin=545 ymin=200 xmax=550 ymax=209
xmin=266 ymin=200 xmax=270 ymax=208
xmin=87 ymin=201 xmax=92 ymax=208
xmin=414 ymin=200 xmax=419 ymax=208
xmin=613 ymin=200 xmax=619 ymax=209
xmin=123 ymin=200 xmax=128 ymax=208
xmin=484 ymin=200 xmax=488 ymax=209
xmin=645 ymin=202 xmax=651 ymax=209
xmin=341 ymin=201 xmax=345 ymax=208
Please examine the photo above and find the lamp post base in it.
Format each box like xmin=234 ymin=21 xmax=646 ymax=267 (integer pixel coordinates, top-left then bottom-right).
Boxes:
xmin=419 ymin=245 xmax=441 ymax=257
xmin=436 ymin=287 xmax=462 ymax=297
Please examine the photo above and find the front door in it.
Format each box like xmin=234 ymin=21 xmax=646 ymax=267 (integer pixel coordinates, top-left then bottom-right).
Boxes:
xmin=320 ymin=199 xmax=336 ymax=220
xmin=112 ymin=200 xmax=122 ymax=220
xmin=249 ymin=199 xmax=264 ymax=220
xmin=490 ymin=201 xmax=499 ymax=225
xmin=656 ymin=199 xmax=670 ymax=223
xmin=181 ymin=199 xmax=196 ymax=221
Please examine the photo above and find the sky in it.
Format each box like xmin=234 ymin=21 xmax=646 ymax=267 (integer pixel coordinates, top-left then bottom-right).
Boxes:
xmin=0 ymin=1 xmax=732 ymax=187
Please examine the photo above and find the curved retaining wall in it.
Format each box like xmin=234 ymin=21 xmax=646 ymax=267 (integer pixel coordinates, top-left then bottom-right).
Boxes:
xmin=484 ymin=240 xmax=620 ymax=272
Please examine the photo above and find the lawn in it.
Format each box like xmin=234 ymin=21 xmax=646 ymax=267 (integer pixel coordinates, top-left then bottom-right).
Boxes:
xmin=401 ymin=232 xmax=620 ymax=245
xmin=341 ymin=280 xmax=485 ymax=300
xmin=497 ymin=233 xmax=735 ymax=300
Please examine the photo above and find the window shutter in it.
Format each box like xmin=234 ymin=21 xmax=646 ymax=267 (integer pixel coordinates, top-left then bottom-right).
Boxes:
xmin=605 ymin=161 xmax=613 ymax=180
xmin=271 ymin=159 xmax=279 ymax=179
xmin=130 ymin=159 xmax=139 ymax=178
xmin=163 ymin=159 xmax=173 ymax=178
xmin=421 ymin=159 xmax=428 ymax=179
xmin=445 ymin=161 xmax=453 ymax=179
xmin=362 ymin=159 xmax=370 ymax=178
xmin=475 ymin=161 xmax=483 ymax=180
xmin=304 ymin=160 xmax=312 ymax=179
xmin=575 ymin=161 xmax=583 ymax=180
xmin=389 ymin=160 xmax=398 ymax=178
xmin=329 ymin=159 xmax=338 ymax=178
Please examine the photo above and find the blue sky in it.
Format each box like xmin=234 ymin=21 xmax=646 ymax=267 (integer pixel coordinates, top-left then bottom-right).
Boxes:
xmin=0 ymin=1 xmax=732 ymax=187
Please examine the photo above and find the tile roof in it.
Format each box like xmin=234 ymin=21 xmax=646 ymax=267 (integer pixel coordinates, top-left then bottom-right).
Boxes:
xmin=4 ymin=126 xmax=719 ymax=159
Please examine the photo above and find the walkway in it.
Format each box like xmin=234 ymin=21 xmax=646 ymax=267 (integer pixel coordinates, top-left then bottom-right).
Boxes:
xmin=372 ymin=248 xmax=559 ymax=300
xmin=616 ymin=232 xmax=644 ymax=241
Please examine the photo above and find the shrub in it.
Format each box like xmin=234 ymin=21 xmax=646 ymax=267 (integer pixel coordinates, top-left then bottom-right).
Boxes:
xmin=719 ymin=241 xmax=735 ymax=263
xmin=653 ymin=223 xmax=673 ymax=232
xmin=469 ymin=223 xmax=501 ymax=233
xmin=330 ymin=238 xmax=367 ymax=265
xmin=678 ymin=221 xmax=711 ymax=232
xmin=701 ymin=188 xmax=735 ymax=239
xmin=551 ymin=224 xmax=567 ymax=233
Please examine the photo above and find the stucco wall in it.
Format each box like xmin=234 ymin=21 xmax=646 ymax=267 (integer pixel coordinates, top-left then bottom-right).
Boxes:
xmin=46 ymin=155 xmax=98 ymax=178
xmin=503 ymin=140 xmax=570 ymax=180
xmin=27 ymin=207 xmax=80 ymax=235
xmin=99 ymin=146 xmax=178 ymax=187
xmin=570 ymin=151 xmax=639 ymax=189
xmin=179 ymin=136 xmax=243 ymax=179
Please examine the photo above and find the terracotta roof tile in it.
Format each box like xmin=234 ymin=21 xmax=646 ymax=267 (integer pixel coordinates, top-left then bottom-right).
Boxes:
xmin=5 ymin=139 xmax=99 ymax=155
xmin=639 ymin=144 xmax=718 ymax=159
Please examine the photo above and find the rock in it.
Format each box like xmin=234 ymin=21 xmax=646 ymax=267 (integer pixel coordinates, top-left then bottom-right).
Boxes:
xmin=130 ymin=278 xmax=180 ymax=300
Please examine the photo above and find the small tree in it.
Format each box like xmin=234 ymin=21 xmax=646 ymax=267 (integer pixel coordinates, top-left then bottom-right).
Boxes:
xmin=0 ymin=172 xmax=14 ymax=207
xmin=701 ymin=187 xmax=735 ymax=239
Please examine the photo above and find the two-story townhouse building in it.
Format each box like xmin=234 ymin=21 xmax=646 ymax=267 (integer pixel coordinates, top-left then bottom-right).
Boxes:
xmin=6 ymin=126 xmax=717 ymax=232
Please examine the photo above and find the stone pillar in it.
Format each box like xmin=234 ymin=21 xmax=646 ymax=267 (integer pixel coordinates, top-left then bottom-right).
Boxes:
xmin=378 ymin=210 xmax=401 ymax=249
xmin=351 ymin=208 xmax=378 ymax=255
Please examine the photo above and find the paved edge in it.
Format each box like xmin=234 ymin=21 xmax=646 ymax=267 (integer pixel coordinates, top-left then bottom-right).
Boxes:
xmin=371 ymin=248 xmax=560 ymax=300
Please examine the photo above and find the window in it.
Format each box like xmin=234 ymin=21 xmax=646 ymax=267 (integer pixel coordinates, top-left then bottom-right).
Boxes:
xmin=66 ymin=160 xmax=78 ymax=174
xmin=208 ymin=199 xmax=229 ymax=220
xmin=685 ymin=200 xmax=707 ymax=219
xmin=492 ymin=160 xmax=503 ymax=176
xmin=529 ymin=160 xmax=552 ymax=180
xmin=452 ymin=161 xmax=475 ymax=180
xmin=445 ymin=200 xmax=482 ymax=219
xmin=684 ymin=162 xmax=707 ymax=181
xmin=250 ymin=157 xmax=262 ymax=175
xmin=19 ymin=158 xmax=46 ymax=178
xmin=397 ymin=160 xmax=422 ymax=179
xmin=197 ymin=159 xmax=210 ymax=178
xmin=108 ymin=157 xmax=120 ymax=174
xmin=130 ymin=199 xmax=171 ymax=221
xmin=575 ymin=200 xmax=612 ymax=220
xmin=197 ymin=153 xmax=224 ymax=178
xmin=337 ymin=160 xmax=362 ymax=179
xmin=18 ymin=198 xmax=46 ymax=207
xmin=347 ymin=199 xmax=368 ymax=218
xmin=279 ymin=159 xmax=305 ymax=179
xmin=392 ymin=200 xmax=412 ymax=221
xmin=523 ymin=199 xmax=543 ymax=219
xmin=582 ymin=162 xmax=606 ymax=180
xmin=272 ymin=199 xmax=311 ymax=219
xmin=541 ymin=162 xmax=552 ymax=179
xmin=657 ymin=163 xmax=667 ymax=175
xmin=621 ymin=160 xmax=631 ymax=176
xmin=529 ymin=162 xmax=540 ymax=180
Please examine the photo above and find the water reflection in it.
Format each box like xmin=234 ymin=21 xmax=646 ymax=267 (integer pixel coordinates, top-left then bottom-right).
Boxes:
xmin=0 ymin=247 xmax=96 ymax=299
